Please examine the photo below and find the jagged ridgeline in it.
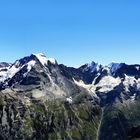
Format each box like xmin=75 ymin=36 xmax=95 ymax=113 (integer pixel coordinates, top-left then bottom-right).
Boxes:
xmin=0 ymin=53 xmax=140 ymax=140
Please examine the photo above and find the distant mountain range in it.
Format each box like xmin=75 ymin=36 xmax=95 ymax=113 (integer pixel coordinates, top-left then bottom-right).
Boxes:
xmin=0 ymin=53 xmax=140 ymax=140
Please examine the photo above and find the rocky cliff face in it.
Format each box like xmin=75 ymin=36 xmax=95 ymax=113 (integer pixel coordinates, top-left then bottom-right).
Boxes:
xmin=0 ymin=53 xmax=140 ymax=140
xmin=0 ymin=90 xmax=101 ymax=140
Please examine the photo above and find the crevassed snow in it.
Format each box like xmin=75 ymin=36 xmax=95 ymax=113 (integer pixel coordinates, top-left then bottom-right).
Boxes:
xmin=34 ymin=53 xmax=56 ymax=66
xmin=96 ymin=76 xmax=121 ymax=93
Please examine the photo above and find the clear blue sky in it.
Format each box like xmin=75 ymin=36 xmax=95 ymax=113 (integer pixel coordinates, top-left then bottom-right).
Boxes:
xmin=0 ymin=0 xmax=140 ymax=67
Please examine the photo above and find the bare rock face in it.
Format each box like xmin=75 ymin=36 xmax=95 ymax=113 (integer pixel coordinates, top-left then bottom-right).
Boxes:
xmin=0 ymin=53 xmax=140 ymax=140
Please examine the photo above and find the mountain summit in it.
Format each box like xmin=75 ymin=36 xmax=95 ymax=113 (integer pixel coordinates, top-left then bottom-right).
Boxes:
xmin=0 ymin=53 xmax=140 ymax=140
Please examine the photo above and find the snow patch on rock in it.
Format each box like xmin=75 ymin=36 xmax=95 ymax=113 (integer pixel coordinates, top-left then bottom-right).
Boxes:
xmin=123 ymin=75 xmax=136 ymax=92
xmin=66 ymin=97 xmax=73 ymax=104
xmin=135 ymin=66 xmax=140 ymax=71
xmin=0 ymin=65 xmax=21 ymax=82
xmin=27 ymin=60 xmax=36 ymax=72
xmin=0 ymin=60 xmax=36 ymax=82
xmin=73 ymin=78 xmax=100 ymax=98
xmin=130 ymin=93 xmax=136 ymax=101
xmin=73 ymin=78 xmax=92 ymax=90
xmin=96 ymin=76 xmax=121 ymax=93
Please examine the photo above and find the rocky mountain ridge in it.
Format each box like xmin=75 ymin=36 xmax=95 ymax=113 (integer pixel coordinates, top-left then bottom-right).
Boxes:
xmin=0 ymin=53 xmax=140 ymax=140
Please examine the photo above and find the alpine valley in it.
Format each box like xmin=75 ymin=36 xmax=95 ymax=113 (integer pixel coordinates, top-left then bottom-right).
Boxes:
xmin=0 ymin=53 xmax=140 ymax=140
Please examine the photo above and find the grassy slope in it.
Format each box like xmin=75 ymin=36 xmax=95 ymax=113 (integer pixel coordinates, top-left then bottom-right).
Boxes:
xmin=12 ymin=93 xmax=101 ymax=140
xmin=99 ymin=101 xmax=140 ymax=140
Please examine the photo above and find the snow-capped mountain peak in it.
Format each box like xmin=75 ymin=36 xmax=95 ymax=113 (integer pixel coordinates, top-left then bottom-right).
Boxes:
xmin=101 ymin=62 xmax=124 ymax=76
xmin=82 ymin=61 xmax=101 ymax=73
xmin=88 ymin=61 xmax=99 ymax=72
xmin=108 ymin=62 xmax=123 ymax=74
xmin=33 ymin=53 xmax=56 ymax=66
xmin=0 ymin=53 xmax=57 ymax=87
